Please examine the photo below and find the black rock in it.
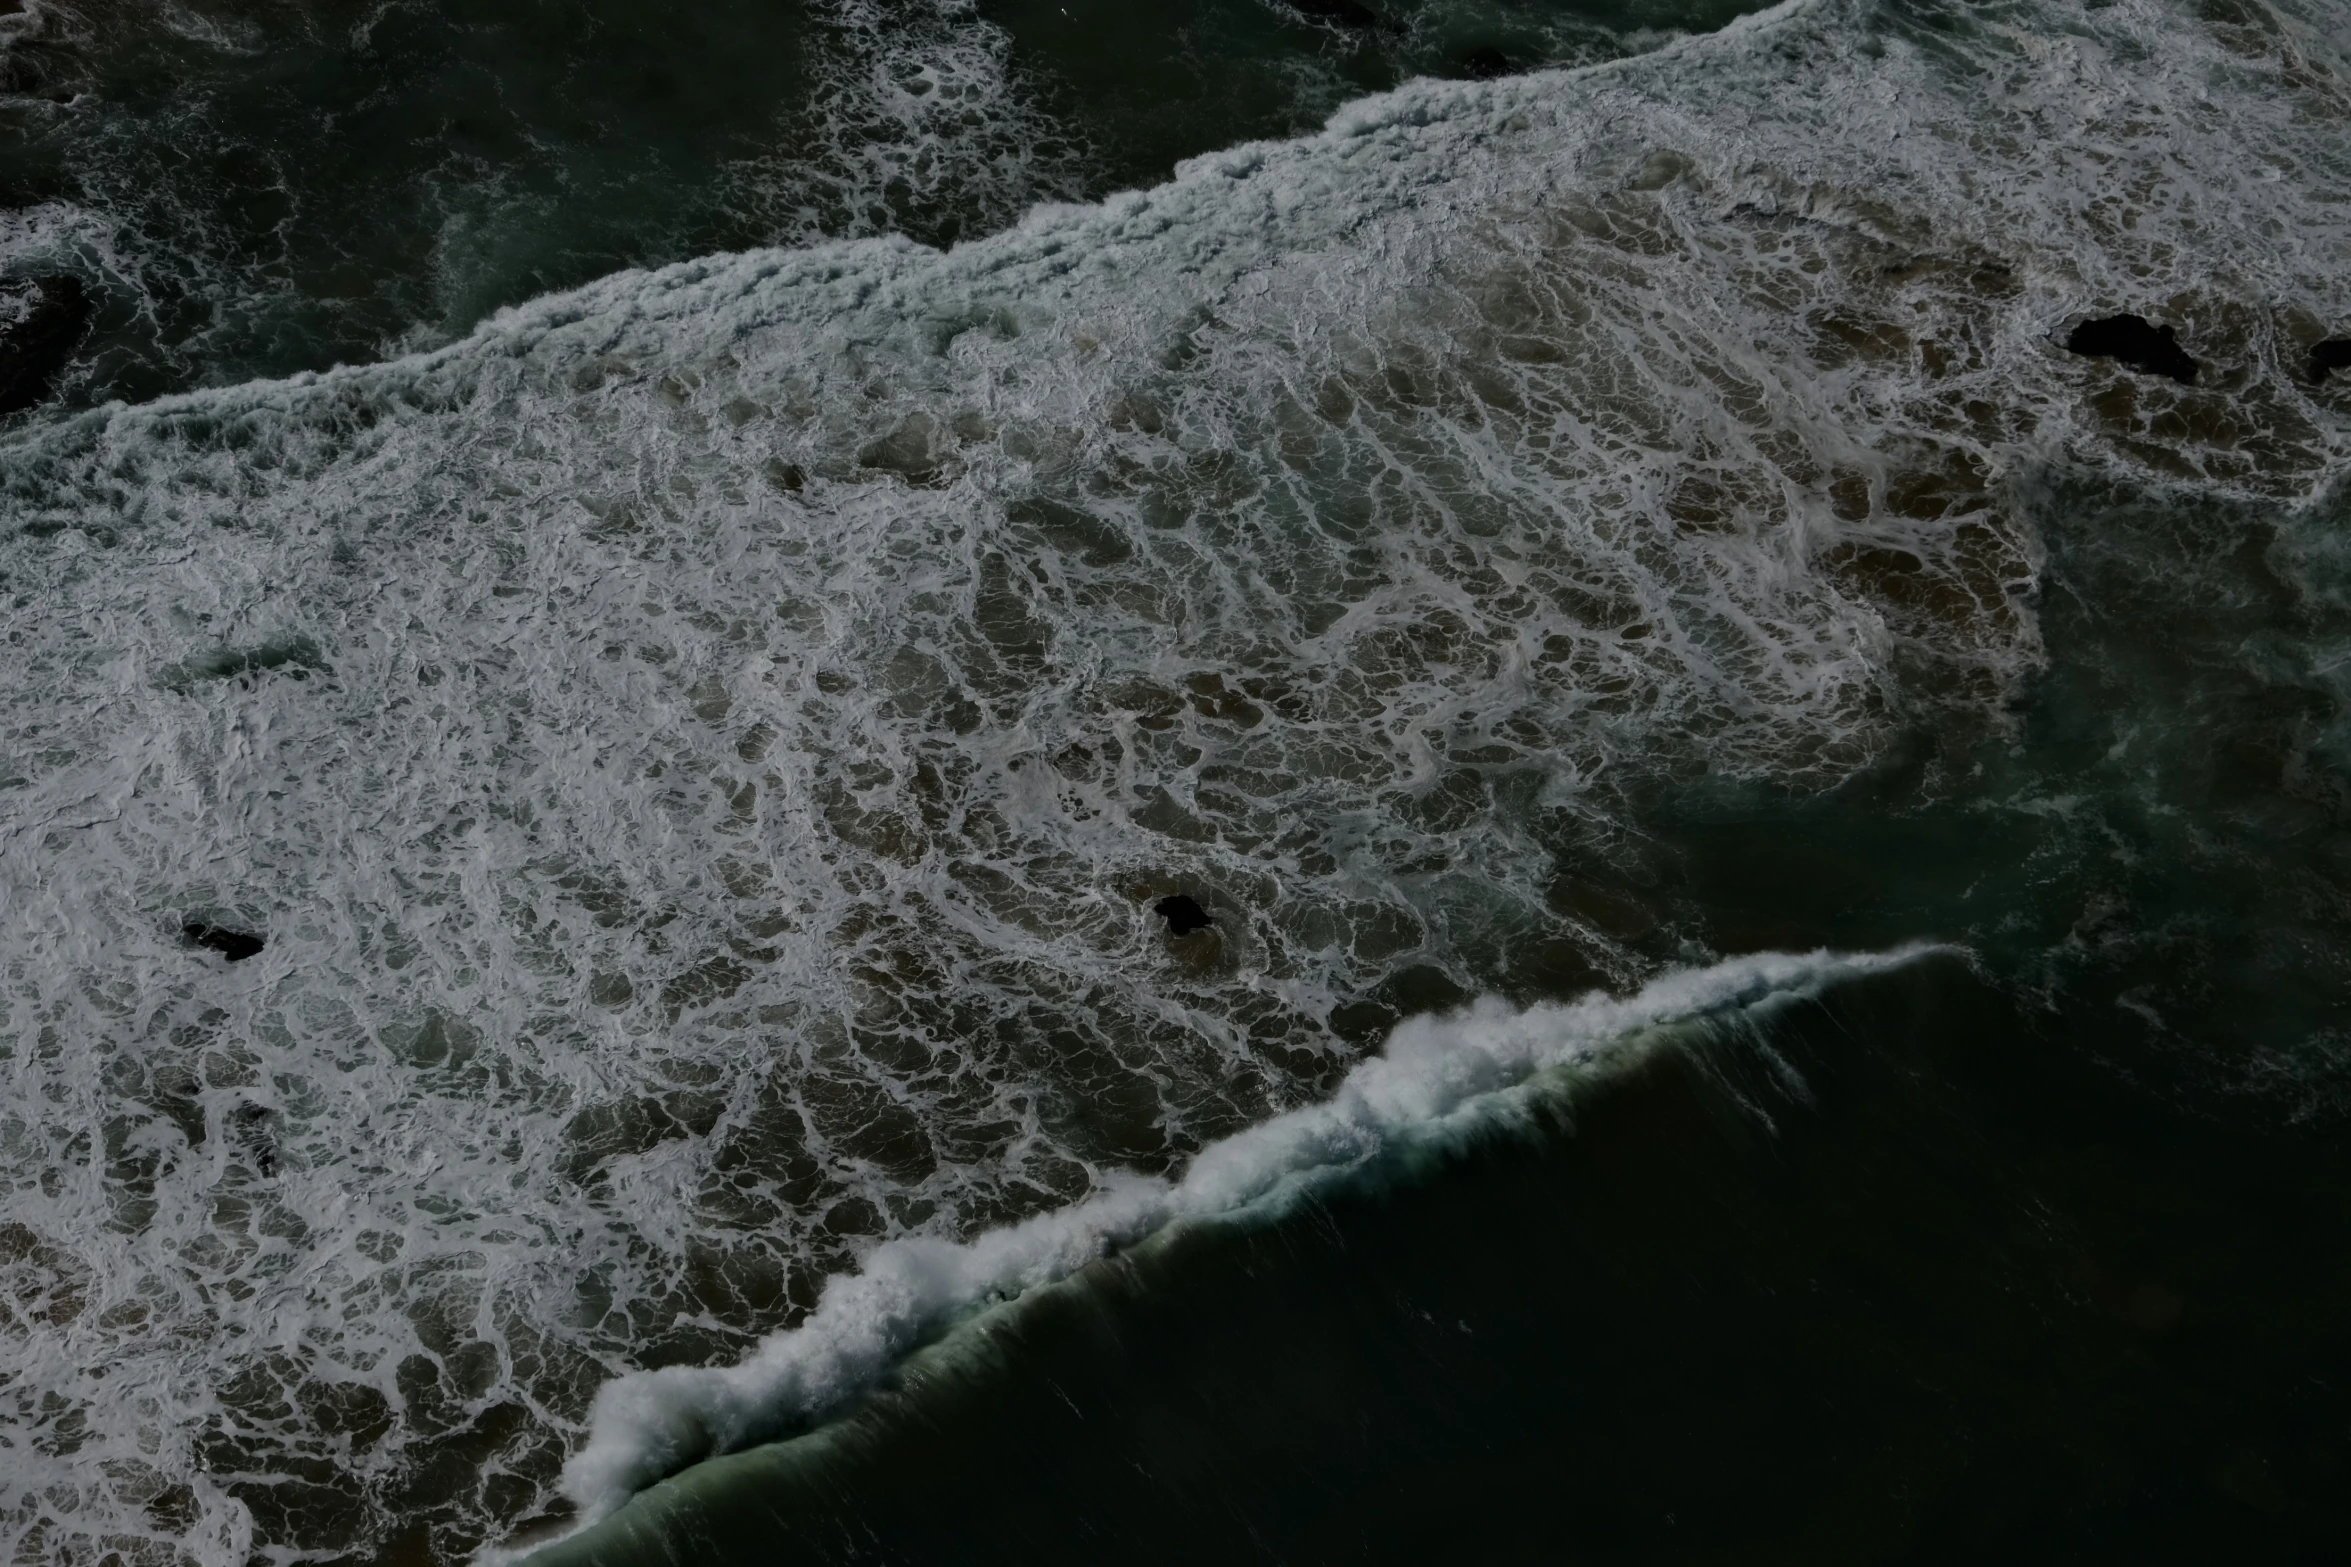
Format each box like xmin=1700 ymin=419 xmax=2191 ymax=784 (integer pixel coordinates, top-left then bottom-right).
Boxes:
xmin=185 ymin=922 xmax=265 ymax=962
xmin=1290 ymin=0 xmax=1378 ymax=29
xmin=230 ymin=1102 xmax=278 ymax=1175
xmin=2311 ymin=338 xmax=2351 ymax=382
xmin=2063 ymin=313 xmax=2198 ymax=384
xmin=0 ymin=275 xmax=92 ymax=417
xmin=1154 ymin=895 xmax=1215 ymax=937
xmin=1462 ymin=47 xmax=1514 ymax=79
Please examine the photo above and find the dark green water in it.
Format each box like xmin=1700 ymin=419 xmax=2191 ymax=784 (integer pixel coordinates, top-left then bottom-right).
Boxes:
xmin=524 ymin=472 xmax=2351 ymax=1564
xmin=0 ymin=0 xmax=1743 ymax=402
xmin=526 ymin=957 xmax=2351 ymax=1565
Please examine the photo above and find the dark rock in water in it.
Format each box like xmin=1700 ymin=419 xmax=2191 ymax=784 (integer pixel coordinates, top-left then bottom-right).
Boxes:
xmin=2310 ymin=338 xmax=2351 ymax=382
xmin=185 ymin=922 xmax=265 ymax=962
xmin=0 ymin=275 xmax=91 ymax=416
xmin=229 ymin=1103 xmax=278 ymax=1175
xmin=1462 ymin=47 xmax=1514 ymax=79
xmin=157 ymin=635 xmax=331 ymax=694
xmin=1155 ymin=895 xmax=1215 ymax=937
xmin=2063 ymin=313 xmax=2198 ymax=384
xmin=1290 ymin=0 xmax=1378 ymax=28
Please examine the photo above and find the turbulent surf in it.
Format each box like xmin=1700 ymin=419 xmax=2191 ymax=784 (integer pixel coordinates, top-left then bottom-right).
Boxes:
xmin=1 ymin=0 xmax=2346 ymax=1560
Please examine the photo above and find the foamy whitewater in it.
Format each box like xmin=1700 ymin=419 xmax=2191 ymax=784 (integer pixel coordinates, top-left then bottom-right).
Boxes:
xmin=2 ymin=0 xmax=2348 ymax=1559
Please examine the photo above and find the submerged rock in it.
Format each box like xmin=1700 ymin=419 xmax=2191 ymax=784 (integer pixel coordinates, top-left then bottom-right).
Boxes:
xmin=1154 ymin=895 xmax=1215 ymax=937
xmin=157 ymin=635 xmax=331 ymax=693
xmin=184 ymin=922 xmax=265 ymax=962
xmin=2063 ymin=313 xmax=2198 ymax=384
xmin=2311 ymin=338 xmax=2351 ymax=382
xmin=229 ymin=1103 xmax=278 ymax=1176
xmin=0 ymin=275 xmax=91 ymax=416
xmin=1462 ymin=48 xmax=1515 ymax=79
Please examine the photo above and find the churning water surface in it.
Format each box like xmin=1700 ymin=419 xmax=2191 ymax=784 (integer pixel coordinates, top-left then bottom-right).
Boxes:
xmin=3 ymin=0 xmax=2350 ymax=1561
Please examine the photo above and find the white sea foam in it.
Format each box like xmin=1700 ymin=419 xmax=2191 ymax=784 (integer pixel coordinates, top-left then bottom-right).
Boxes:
xmin=2 ymin=0 xmax=2348 ymax=1561
xmin=710 ymin=0 xmax=1089 ymax=251
xmin=556 ymin=944 xmax=1939 ymax=1520
xmin=0 ymin=201 xmax=100 ymax=271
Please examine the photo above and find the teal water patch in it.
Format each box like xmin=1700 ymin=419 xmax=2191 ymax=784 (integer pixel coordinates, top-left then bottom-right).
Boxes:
xmin=1652 ymin=471 xmax=2351 ymax=1116
xmin=517 ymin=956 xmax=2351 ymax=1564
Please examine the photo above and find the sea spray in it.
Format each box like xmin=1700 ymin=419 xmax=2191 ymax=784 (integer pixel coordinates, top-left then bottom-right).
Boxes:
xmin=557 ymin=944 xmax=1943 ymax=1519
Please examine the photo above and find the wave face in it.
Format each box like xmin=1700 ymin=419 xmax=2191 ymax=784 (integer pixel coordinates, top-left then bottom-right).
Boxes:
xmin=2 ymin=0 xmax=2348 ymax=1560
xmin=555 ymin=945 xmax=1935 ymax=1520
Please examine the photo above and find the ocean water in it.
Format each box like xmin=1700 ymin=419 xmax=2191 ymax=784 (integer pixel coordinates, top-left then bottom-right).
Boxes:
xmin=0 ymin=0 xmax=2347 ymax=1561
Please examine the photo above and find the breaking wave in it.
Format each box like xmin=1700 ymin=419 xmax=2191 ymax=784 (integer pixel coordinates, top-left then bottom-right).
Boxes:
xmin=2 ymin=0 xmax=2347 ymax=1559
xmin=553 ymin=944 xmax=1942 ymax=1526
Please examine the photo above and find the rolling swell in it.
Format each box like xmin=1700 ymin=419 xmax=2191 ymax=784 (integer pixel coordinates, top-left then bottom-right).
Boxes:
xmin=1 ymin=0 xmax=2348 ymax=1561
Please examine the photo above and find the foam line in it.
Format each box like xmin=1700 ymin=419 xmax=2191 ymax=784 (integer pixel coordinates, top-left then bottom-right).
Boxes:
xmin=557 ymin=944 xmax=1944 ymax=1523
